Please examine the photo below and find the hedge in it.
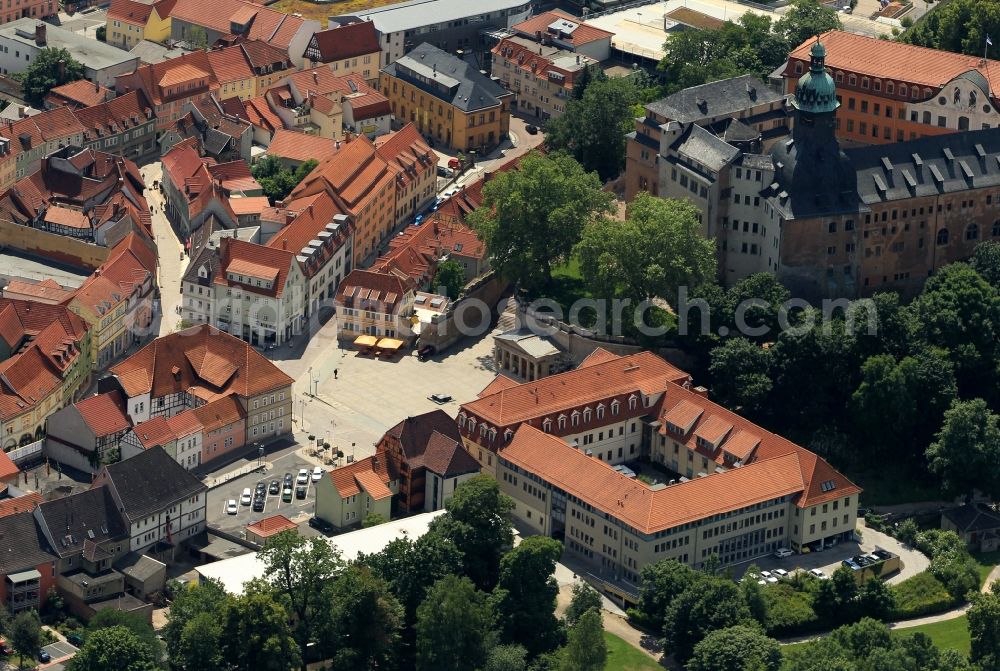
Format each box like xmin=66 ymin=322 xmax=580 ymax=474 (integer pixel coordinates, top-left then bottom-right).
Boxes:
xmin=889 ymin=571 xmax=957 ymax=619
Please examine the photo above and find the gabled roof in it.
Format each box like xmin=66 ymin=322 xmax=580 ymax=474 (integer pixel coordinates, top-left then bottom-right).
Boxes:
xmin=2 ymin=279 xmax=75 ymax=304
xmin=108 ymin=0 xmax=157 ymax=25
xmin=246 ymin=514 xmax=296 ymax=538
xmin=786 ymin=30 xmax=1000 ymax=96
xmin=45 ymin=79 xmax=113 ymax=109
xmin=501 ymin=424 xmax=807 ymax=534
xmin=383 ymin=409 xmax=461 ymax=461
xmin=267 ymin=128 xmax=340 ymax=163
xmin=288 ymin=135 xmax=394 ymax=213
xmin=943 ymin=503 xmax=1000 ymax=533
xmin=167 ymin=0 xmax=315 ymax=51
xmin=0 ymin=511 xmax=56 ymax=573
xmin=645 ymin=74 xmax=783 ymax=124
xmin=74 ymin=391 xmax=131 ymax=438
xmin=190 ymin=394 xmax=246 ymax=432
xmin=73 ymin=90 xmax=155 ymax=142
xmin=109 ymin=324 xmax=294 ymax=399
xmin=116 ymin=51 xmax=219 ymax=106
xmin=0 ymin=491 xmax=42 ymax=519
xmin=306 ymin=21 xmax=379 ymax=63
xmin=264 ymin=192 xmax=351 ymax=279
xmin=511 ymin=10 xmax=613 ymax=49
xmin=329 ymin=455 xmax=391 ymax=499
xmin=100 ymin=445 xmax=207 ymax=521
xmin=419 ymin=430 xmax=480 ymax=476
xmin=462 ymin=351 xmax=690 ymax=428
xmin=336 ymin=269 xmax=413 ymax=312
xmin=36 ymin=486 xmax=128 ymax=557
xmin=215 ymin=237 xmax=296 ymax=298
xmin=0 ymin=346 xmax=63 ymax=421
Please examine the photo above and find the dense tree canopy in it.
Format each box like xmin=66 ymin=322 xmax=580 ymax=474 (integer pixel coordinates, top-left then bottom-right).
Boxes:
xmin=415 ymin=575 xmax=496 ymax=671
xmin=491 ymin=536 xmax=564 ymax=656
xmin=903 ymin=0 xmax=1000 ymax=56
xmin=926 ymin=398 xmax=1000 ymax=500
xmin=467 ymin=151 xmax=614 ymax=293
xmin=70 ymin=626 xmax=157 ymax=671
xmin=687 ymin=624 xmax=781 ymax=671
xmin=251 ymin=156 xmax=318 ymax=204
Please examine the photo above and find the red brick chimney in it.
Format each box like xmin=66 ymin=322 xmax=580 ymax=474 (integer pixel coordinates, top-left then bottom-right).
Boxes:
xmin=35 ymin=23 xmax=46 ymax=45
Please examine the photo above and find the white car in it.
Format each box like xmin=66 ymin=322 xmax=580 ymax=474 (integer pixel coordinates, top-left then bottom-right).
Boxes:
xmin=774 ymin=548 xmax=793 ymax=559
xmin=240 ymin=488 xmax=252 ymax=506
xmin=774 ymin=568 xmax=789 ymax=577
xmin=311 ymin=466 xmax=323 ymax=482
xmin=809 ymin=568 xmax=828 ymax=580
xmin=760 ymin=570 xmax=773 ymax=579
xmin=225 ymin=500 xmax=238 ymax=515
xmin=296 ymin=469 xmax=310 ymax=485
xmin=766 ymin=576 xmax=779 ymax=584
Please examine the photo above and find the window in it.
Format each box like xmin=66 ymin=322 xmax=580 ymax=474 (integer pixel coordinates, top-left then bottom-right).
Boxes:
xmin=966 ymin=223 xmax=980 ymax=240
xmin=937 ymin=228 xmax=949 ymax=245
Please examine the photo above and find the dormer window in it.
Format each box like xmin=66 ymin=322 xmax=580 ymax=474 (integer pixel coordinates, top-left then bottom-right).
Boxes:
xmin=571 ymin=410 xmax=580 ymax=427
xmin=467 ymin=417 xmax=477 ymax=433
xmin=583 ymin=407 xmax=592 ymax=423
xmin=457 ymin=413 xmax=466 ymax=429
xmin=558 ymin=414 xmax=567 ymax=430
xmin=596 ymin=404 xmax=605 ymax=420
xmin=611 ymin=400 xmax=620 ymax=415
xmin=628 ymin=394 xmax=638 ymax=410
xmin=504 ymin=429 xmax=513 ymax=442
xmin=543 ymin=418 xmax=552 ymax=433
xmin=480 ymin=423 xmax=488 ymax=438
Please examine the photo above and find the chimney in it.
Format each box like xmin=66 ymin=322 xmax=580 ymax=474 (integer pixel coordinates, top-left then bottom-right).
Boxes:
xmin=282 ymin=239 xmax=288 ymax=250
xmin=95 ymin=80 xmax=100 ymax=92
xmin=35 ymin=23 xmax=46 ymax=45
xmin=692 ymin=385 xmax=709 ymax=398
xmin=312 ymin=70 xmax=318 ymax=83
xmin=285 ymin=210 xmax=294 ymax=225
xmin=576 ymin=55 xmax=580 ymax=64
xmin=57 ymin=58 xmax=65 ymax=80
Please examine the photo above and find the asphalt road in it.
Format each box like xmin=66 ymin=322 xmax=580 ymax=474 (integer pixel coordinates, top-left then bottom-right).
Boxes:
xmin=207 ymin=447 xmax=321 ymax=534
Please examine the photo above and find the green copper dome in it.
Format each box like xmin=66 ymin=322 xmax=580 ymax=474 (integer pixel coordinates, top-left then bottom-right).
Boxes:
xmin=792 ymin=38 xmax=839 ymax=114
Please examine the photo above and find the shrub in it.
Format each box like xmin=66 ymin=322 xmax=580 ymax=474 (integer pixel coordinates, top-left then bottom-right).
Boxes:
xmin=761 ymin=583 xmax=820 ymax=636
xmin=889 ymin=572 xmax=956 ymax=618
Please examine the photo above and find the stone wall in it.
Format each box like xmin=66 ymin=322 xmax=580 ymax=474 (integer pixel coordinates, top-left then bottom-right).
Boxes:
xmin=0 ymin=221 xmax=109 ymax=270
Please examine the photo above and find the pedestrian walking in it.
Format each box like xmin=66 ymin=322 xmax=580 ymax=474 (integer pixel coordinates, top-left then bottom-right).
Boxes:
xmin=334 ymin=369 xmax=338 ymax=379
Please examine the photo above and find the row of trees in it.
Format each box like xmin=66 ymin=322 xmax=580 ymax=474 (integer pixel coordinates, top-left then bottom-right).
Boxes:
xmin=148 ymin=476 xmax=608 ymax=671
xmin=901 ymin=0 xmax=1000 ymax=57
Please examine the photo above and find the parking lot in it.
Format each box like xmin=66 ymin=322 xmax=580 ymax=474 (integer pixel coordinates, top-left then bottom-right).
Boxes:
xmin=38 ymin=640 xmax=79 ymax=671
xmin=207 ymin=446 xmax=322 ymax=535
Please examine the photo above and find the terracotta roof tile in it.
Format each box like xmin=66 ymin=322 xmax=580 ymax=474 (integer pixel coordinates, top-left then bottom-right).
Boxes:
xmin=167 ymin=0 xmax=312 ymax=51
xmin=0 ymin=451 xmax=18 ymax=481
xmin=267 ymin=129 xmax=340 ymax=163
xmin=45 ymin=79 xmax=112 ymax=109
xmin=512 ymin=10 xmax=612 ymax=48
xmin=74 ymin=391 xmax=131 ymax=438
xmin=787 ymin=30 xmax=1000 ymax=94
xmin=336 ymin=269 xmax=412 ymax=310
xmin=1 ymin=279 xmax=74 ymax=304
xmin=354 ymin=468 xmax=392 ymax=500
xmin=0 ymin=491 xmax=42 ymax=518
xmin=329 ymin=455 xmax=390 ymax=498
xmin=191 ymin=395 xmax=245 ymax=432
xmin=109 ymin=324 xmax=294 ymax=399
xmin=108 ymin=0 xmax=156 ymax=25
xmin=0 ymin=346 xmax=62 ymax=421
xmin=501 ymin=424 xmax=805 ymax=533
xmin=306 ymin=21 xmax=379 ymax=64
xmin=246 ymin=514 xmax=296 ymax=538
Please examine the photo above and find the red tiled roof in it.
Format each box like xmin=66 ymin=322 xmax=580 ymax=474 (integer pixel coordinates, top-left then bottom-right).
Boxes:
xmin=0 ymin=451 xmax=19 ymax=481
xmin=240 ymin=96 xmax=282 ymax=133
xmin=71 ymin=233 xmax=157 ymax=316
xmin=1 ymin=279 xmax=74 ymax=304
xmin=0 ymin=492 xmax=42 ymax=518
xmin=267 ymin=129 xmax=340 ymax=163
xmin=110 ymin=324 xmax=294 ymax=399
xmin=306 ymin=21 xmax=379 ymax=64
xmin=214 ymin=237 xmax=296 ymax=298
xmin=73 ymin=91 xmax=155 ymax=142
xmin=167 ymin=0 xmax=312 ymax=51
xmin=115 ymin=51 xmax=219 ymax=106
xmin=0 ymin=346 xmax=62 ymax=422
xmin=329 ymin=455 xmax=390 ymax=498
xmin=207 ymin=45 xmax=255 ymax=85
xmin=108 ymin=0 xmax=156 ymax=25
xmin=786 ymin=30 xmax=1000 ymax=95
xmin=336 ymin=269 xmax=412 ymax=311
xmin=265 ymin=192 xmax=350 ymax=278
xmin=74 ymin=391 xmax=131 ymax=438
xmin=191 ymin=395 xmax=245 ymax=432
xmin=501 ymin=424 xmax=806 ymax=534
xmin=45 ymin=79 xmax=112 ymax=109
xmin=130 ymin=415 xmax=175 ymax=449
xmin=246 ymin=514 xmax=296 ymax=537
xmin=288 ymin=135 xmax=393 ymax=214
xmin=512 ymin=10 xmax=613 ymax=48
xmin=462 ymin=351 xmax=690 ymax=428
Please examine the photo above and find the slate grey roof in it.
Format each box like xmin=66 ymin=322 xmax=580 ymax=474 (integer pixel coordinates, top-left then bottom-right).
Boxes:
xmin=669 ymin=123 xmax=740 ymax=173
xmin=0 ymin=511 xmax=56 ymax=573
xmin=183 ymin=244 xmax=220 ymax=286
xmin=849 ymin=127 xmax=1000 ymax=205
xmin=495 ymin=329 xmax=561 ymax=358
xmin=646 ymin=75 xmax=784 ymax=124
xmin=0 ymin=19 xmax=138 ymax=71
xmin=382 ymin=43 xmax=512 ymax=113
xmin=117 ymin=552 xmax=166 ymax=581
xmin=349 ymin=0 xmax=531 ymax=34
xmin=102 ymin=446 xmax=207 ymax=521
xmin=944 ymin=503 xmax=1000 ymax=533
xmin=36 ymin=487 xmax=128 ymax=558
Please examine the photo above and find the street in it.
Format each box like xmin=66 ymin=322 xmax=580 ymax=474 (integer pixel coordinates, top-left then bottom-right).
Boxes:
xmin=140 ymin=162 xmax=189 ymax=337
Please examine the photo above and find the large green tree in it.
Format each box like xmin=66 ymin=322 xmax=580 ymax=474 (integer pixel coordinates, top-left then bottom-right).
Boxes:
xmin=176 ymin=612 xmax=223 ymax=671
xmin=774 ymin=0 xmax=842 ymax=49
xmin=87 ymin=609 xmax=159 ymax=663
xmin=483 ymin=644 xmax=528 ymax=671
xmin=218 ymin=592 xmax=300 ymax=671
xmin=664 ymin=578 xmax=753 ymax=662
xmin=163 ymin=579 xmax=230 ymax=667
xmin=564 ymin=582 xmax=602 ymax=627
xmin=260 ymin=531 xmax=343 ymax=666
xmin=415 ymin=575 xmax=495 ymax=671
xmin=428 ymin=475 xmax=514 ymax=591
xmin=467 ymin=151 xmax=614 ymax=293
xmin=318 ymin=565 xmax=403 ymax=670
xmin=708 ymin=337 xmax=773 ymax=417
xmin=491 ymin=536 xmax=564 ymax=656
xmin=558 ymin=608 xmax=606 ymax=671
xmin=632 ymin=559 xmax=702 ymax=631
xmin=10 ymin=610 xmax=41 ymax=669
xmin=686 ymin=624 xmax=781 ymax=671
xmin=926 ymin=398 xmax=1000 ymax=500
xmin=969 ymin=585 xmax=1000 ymax=671
xmin=972 ymin=240 xmax=1000 ymax=285
xmin=252 ymin=156 xmax=318 ymax=204
xmin=545 ymin=76 xmax=639 ymax=180
xmin=576 ymin=193 xmax=716 ymax=303
xmin=432 ymin=258 xmax=466 ymax=299
xmin=19 ymin=48 xmax=85 ymax=107
xmin=70 ymin=626 xmax=157 ymax=671
xmin=903 ymin=0 xmax=1000 ymax=56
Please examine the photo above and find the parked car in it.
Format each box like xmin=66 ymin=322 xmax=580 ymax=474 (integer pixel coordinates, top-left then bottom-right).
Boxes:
xmin=38 ymin=649 xmax=51 ymax=663
xmin=66 ymin=632 xmax=84 ymax=647
xmin=240 ymin=488 xmax=253 ymax=506
xmin=268 ymin=480 xmax=280 ymax=495
xmin=417 ymin=345 xmax=436 ymax=361
xmin=308 ymin=517 xmax=335 ymax=533
xmin=282 ymin=486 xmax=293 ymax=503
xmin=436 ymin=165 xmax=451 ymax=177
xmin=283 ymin=472 xmax=293 ymax=486
xmin=311 ymin=466 xmax=323 ymax=482
xmin=773 ymin=568 xmax=789 ymax=577
xmin=429 ymin=393 xmax=452 ymax=404
xmin=295 ymin=485 xmax=307 ymax=500
xmin=296 ymin=469 xmax=310 ymax=485
xmin=0 ymin=640 xmax=13 ymax=655
xmin=226 ymin=500 xmax=238 ymax=515
xmin=774 ymin=548 xmax=793 ymax=559
xmin=252 ymin=498 xmax=265 ymax=512
xmin=809 ymin=568 xmax=828 ymax=579
xmin=255 ymin=481 xmax=266 ymax=494
xmin=448 ymin=157 xmax=461 ymax=169
xmin=525 ymin=124 xmax=539 ymax=135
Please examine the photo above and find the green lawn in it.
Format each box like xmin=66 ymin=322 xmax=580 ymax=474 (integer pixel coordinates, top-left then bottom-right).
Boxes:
xmin=974 ymin=551 xmax=1000 ymax=587
xmin=604 ymin=632 xmax=662 ymax=671
xmin=891 ymin=616 xmax=971 ymax=656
